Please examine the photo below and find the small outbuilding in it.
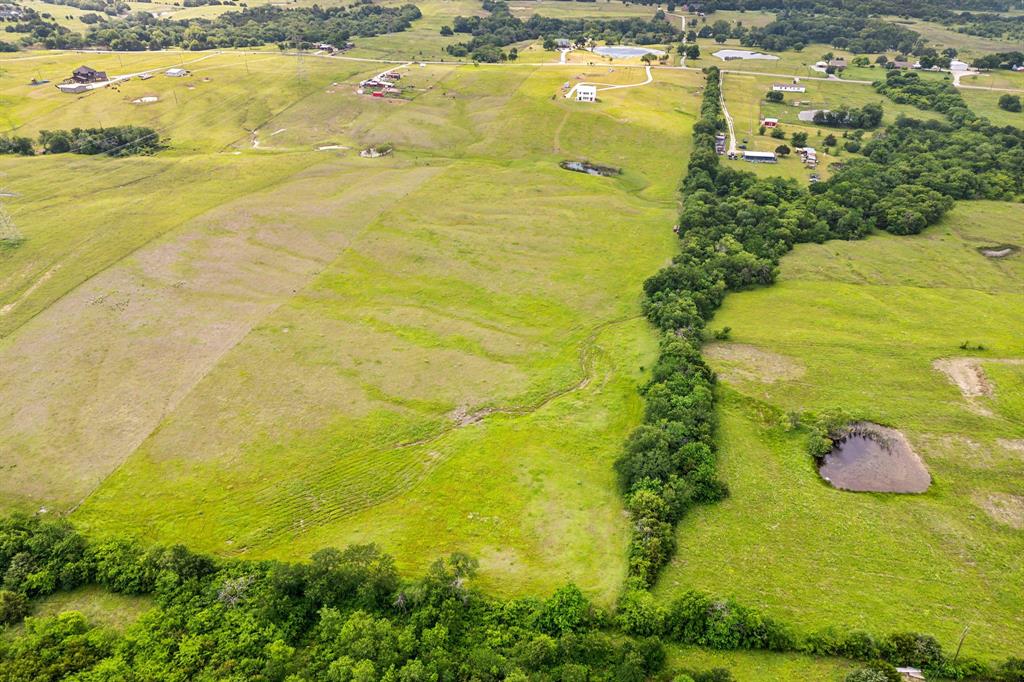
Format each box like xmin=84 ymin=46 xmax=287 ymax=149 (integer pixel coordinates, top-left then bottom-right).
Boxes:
xmin=772 ymin=82 xmax=805 ymax=93
xmin=576 ymin=84 xmax=597 ymax=103
xmin=896 ymin=667 xmax=926 ymax=681
xmin=743 ymin=150 xmax=777 ymax=163
xmin=165 ymin=68 xmax=189 ymax=77
xmin=761 ymin=117 xmax=779 ymax=128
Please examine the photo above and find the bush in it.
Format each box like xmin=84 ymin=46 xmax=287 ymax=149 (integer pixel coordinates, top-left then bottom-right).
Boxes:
xmin=998 ymin=94 xmax=1021 ymax=112
xmin=0 ymin=590 xmax=29 ymax=625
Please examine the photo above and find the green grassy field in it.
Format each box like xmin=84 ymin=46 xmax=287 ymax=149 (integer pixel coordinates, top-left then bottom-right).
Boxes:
xmin=0 ymin=50 xmax=703 ymax=602
xmin=654 ymin=201 xmax=1024 ymax=660
xmin=1 ymin=587 xmax=153 ymax=639
xmin=668 ymin=646 xmax=856 ymax=681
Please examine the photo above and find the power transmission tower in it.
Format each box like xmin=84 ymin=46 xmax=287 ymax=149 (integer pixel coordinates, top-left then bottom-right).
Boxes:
xmin=0 ymin=202 xmax=23 ymax=247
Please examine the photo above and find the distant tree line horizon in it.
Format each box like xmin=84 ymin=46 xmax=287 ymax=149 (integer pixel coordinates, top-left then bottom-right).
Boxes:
xmin=442 ymin=0 xmax=680 ymax=62
xmin=1 ymin=1 xmax=421 ymax=50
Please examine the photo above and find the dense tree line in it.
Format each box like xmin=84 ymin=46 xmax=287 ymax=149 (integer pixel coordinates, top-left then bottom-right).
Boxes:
xmin=616 ymin=56 xmax=1023 ymax=614
xmin=3 ymin=514 xmax=1024 ymax=680
xmin=2 ymin=127 xmax=162 ymax=157
xmin=972 ymin=51 xmax=1024 ymax=70
xmin=739 ymin=13 xmax=924 ymax=53
xmin=0 ymin=513 xmax=753 ymax=681
xmin=873 ymin=70 xmax=975 ymax=123
xmin=444 ymin=0 xmax=679 ymax=61
xmin=38 ymin=126 xmax=163 ymax=156
xmin=812 ymin=103 xmax=884 ymax=129
xmin=695 ymin=0 xmax=1012 ymax=17
xmin=9 ymin=1 xmax=420 ymax=50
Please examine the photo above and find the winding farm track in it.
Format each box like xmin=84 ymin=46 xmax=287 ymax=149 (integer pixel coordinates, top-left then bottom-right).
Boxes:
xmin=719 ymin=72 xmax=738 ymax=155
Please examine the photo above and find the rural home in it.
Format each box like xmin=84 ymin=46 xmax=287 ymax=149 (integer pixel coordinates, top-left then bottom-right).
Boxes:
xmin=743 ymin=150 xmax=777 ymax=163
xmin=772 ymin=82 xmax=806 ymax=93
xmin=576 ymin=84 xmax=597 ymax=103
xmin=554 ymin=38 xmax=571 ymax=48
xmin=761 ymin=117 xmax=779 ymax=128
xmin=165 ymin=68 xmax=189 ymax=77
xmin=71 ymin=65 xmax=107 ymax=83
xmin=828 ymin=57 xmax=847 ymax=69
xmin=890 ymin=59 xmax=912 ymax=69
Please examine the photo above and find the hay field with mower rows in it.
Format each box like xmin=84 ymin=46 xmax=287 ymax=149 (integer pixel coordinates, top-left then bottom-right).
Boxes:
xmin=0 ymin=49 xmax=704 ymax=600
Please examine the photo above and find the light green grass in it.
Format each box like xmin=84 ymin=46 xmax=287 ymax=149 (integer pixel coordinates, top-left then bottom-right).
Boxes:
xmin=0 ymin=49 xmax=701 ymax=602
xmin=960 ymin=87 xmax=1024 ymax=127
xmin=882 ymin=17 xmax=1024 ymax=60
xmin=2 ymin=586 xmax=153 ymax=639
xmin=668 ymin=646 xmax=857 ymax=681
xmin=654 ymin=201 xmax=1024 ymax=660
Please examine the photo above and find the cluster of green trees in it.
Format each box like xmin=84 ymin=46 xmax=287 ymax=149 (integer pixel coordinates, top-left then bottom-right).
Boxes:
xmin=443 ymin=0 xmax=679 ymax=61
xmin=34 ymin=126 xmax=163 ymax=156
xmin=812 ymin=103 xmax=884 ymax=129
xmin=5 ymin=513 xmax=1024 ymax=680
xmin=0 ymin=513 xmax=742 ymax=681
xmin=88 ymin=2 xmax=420 ymax=51
xmin=25 ymin=2 xmax=421 ymax=50
xmin=0 ymin=135 xmax=34 ymax=156
xmin=873 ymin=70 xmax=975 ymax=124
xmin=972 ymin=50 xmax=1024 ymax=70
xmin=740 ymin=14 xmax=923 ymax=53
xmin=2 ymin=127 xmax=162 ymax=157
xmin=999 ymin=94 xmax=1022 ymax=113
xmin=946 ymin=13 xmax=1024 ymax=43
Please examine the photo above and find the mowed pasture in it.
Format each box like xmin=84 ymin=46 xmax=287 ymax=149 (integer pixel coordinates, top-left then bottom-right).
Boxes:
xmin=654 ymin=201 xmax=1024 ymax=659
xmin=0 ymin=50 xmax=704 ymax=600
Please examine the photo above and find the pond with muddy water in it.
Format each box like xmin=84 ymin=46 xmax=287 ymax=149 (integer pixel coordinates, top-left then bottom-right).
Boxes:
xmin=819 ymin=424 xmax=930 ymax=493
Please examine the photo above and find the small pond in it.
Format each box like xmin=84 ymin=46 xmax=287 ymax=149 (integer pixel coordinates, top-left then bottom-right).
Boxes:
xmin=818 ymin=424 xmax=930 ymax=493
xmin=713 ymin=49 xmax=779 ymax=61
xmin=560 ymin=160 xmax=621 ymax=177
xmin=592 ymin=45 xmax=665 ymax=58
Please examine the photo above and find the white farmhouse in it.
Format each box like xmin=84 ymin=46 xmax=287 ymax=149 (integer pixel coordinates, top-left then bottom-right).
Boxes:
xmin=576 ymin=84 xmax=597 ymax=103
xmin=772 ymin=82 xmax=806 ymax=93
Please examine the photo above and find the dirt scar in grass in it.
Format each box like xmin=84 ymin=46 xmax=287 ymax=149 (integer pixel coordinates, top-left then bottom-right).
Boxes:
xmin=818 ymin=423 xmax=931 ymax=494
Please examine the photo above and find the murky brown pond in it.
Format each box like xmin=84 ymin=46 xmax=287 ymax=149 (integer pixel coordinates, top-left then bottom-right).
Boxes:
xmin=819 ymin=424 xmax=930 ymax=493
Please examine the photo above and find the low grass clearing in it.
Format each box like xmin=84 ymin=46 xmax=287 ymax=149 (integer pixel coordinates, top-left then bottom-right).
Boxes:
xmin=2 ymin=586 xmax=153 ymax=638
xmin=0 ymin=49 xmax=701 ymax=602
xmin=882 ymin=16 xmax=1024 ymax=60
xmin=667 ymin=645 xmax=856 ymax=681
xmin=960 ymin=86 xmax=1024 ymax=126
xmin=654 ymin=201 xmax=1024 ymax=660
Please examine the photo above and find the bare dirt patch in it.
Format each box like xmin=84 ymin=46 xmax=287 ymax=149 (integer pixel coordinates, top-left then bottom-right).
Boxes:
xmin=704 ymin=342 xmax=805 ymax=384
xmin=976 ymin=493 xmax=1024 ymax=529
xmin=933 ymin=357 xmax=1024 ymax=416
xmin=976 ymin=244 xmax=1019 ymax=259
xmin=997 ymin=439 xmax=1024 ymax=453
xmin=818 ymin=422 xmax=930 ymax=493
xmin=933 ymin=357 xmax=992 ymax=398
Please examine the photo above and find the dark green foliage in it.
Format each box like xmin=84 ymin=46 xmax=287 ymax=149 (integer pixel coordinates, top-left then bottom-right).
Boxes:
xmin=0 ymin=513 xmax=91 ymax=597
xmin=0 ymin=135 xmax=34 ymax=155
xmin=740 ymin=14 xmax=922 ymax=53
xmin=812 ymin=103 xmax=884 ymax=129
xmin=78 ymin=3 xmax=421 ymax=51
xmin=38 ymin=126 xmax=163 ymax=156
xmin=663 ymin=591 xmax=795 ymax=651
xmin=874 ymin=71 xmax=974 ymax=124
xmin=0 ymin=589 xmax=29 ymax=625
xmin=998 ymin=94 xmax=1022 ymax=113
